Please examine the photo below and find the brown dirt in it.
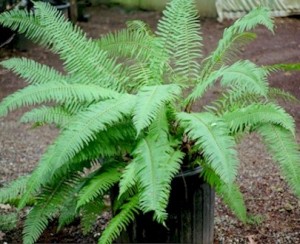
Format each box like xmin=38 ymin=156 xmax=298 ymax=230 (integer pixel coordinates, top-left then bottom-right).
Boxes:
xmin=0 ymin=4 xmax=300 ymax=243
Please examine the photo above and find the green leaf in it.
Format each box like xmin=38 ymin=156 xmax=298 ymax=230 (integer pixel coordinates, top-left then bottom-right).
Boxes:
xmin=21 ymin=106 xmax=73 ymax=127
xmin=23 ymin=173 xmax=81 ymax=244
xmin=257 ymin=124 xmax=300 ymax=197
xmin=0 ymin=175 xmax=29 ymax=204
xmin=19 ymin=95 xmax=136 ymax=209
xmin=222 ymin=103 xmax=295 ymax=134
xmin=98 ymin=195 xmax=139 ymax=244
xmin=77 ymin=162 xmax=124 ymax=208
xmin=203 ymin=165 xmax=247 ymax=222
xmin=177 ymin=112 xmax=238 ymax=184
xmin=188 ymin=60 xmax=268 ymax=103
xmin=133 ymin=135 xmax=182 ymax=223
xmin=133 ymin=84 xmax=181 ymax=134
xmin=0 ymin=82 xmax=120 ymax=117
xmin=80 ymin=199 xmax=105 ymax=234
xmin=156 ymin=0 xmax=202 ymax=81
xmin=1 ymin=58 xmax=65 ymax=84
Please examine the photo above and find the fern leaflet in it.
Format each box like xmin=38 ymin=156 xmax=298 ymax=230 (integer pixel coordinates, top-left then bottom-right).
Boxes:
xmin=177 ymin=112 xmax=238 ymax=184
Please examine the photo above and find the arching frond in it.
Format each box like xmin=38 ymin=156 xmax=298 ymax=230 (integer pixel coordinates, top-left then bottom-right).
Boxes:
xmin=0 ymin=213 xmax=18 ymax=231
xmin=232 ymin=7 xmax=274 ymax=33
xmin=19 ymin=95 xmax=136 ymax=208
xmin=257 ymin=124 xmax=300 ymax=197
xmin=119 ymin=160 xmax=139 ymax=198
xmin=133 ymin=84 xmax=181 ymax=134
xmin=0 ymin=7 xmax=48 ymax=45
xmin=33 ymin=2 xmax=128 ymax=91
xmin=20 ymin=106 xmax=73 ymax=127
xmin=0 ymin=82 xmax=120 ymax=117
xmin=222 ymin=103 xmax=295 ymax=134
xmin=202 ymin=166 xmax=247 ymax=222
xmin=1 ymin=58 xmax=65 ymax=85
xmin=0 ymin=175 xmax=29 ymax=204
xmin=77 ymin=161 xmax=125 ymax=208
xmin=188 ymin=60 xmax=268 ymax=103
xmin=205 ymin=86 xmax=263 ymax=116
xmin=98 ymin=195 xmax=139 ymax=244
xmin=201 ymin=32 xmax=256 ymax=75
xmin=268 ymin=88 xmax=300 ymax=103
xmin=156 ymin=0 xmax=202 ymax=81
xmin=200 ymin=7 xmax=273 ymax=78
xmin=177 ymin=112 xmax=238 ymax=184
xmin=80 ymin=198 xmax=105 ymax=234
xmin=126 ymin=20 xmax=154 ymax=35
xmin=23 ymin=172 xmax=82 ymax=244
xmin=132 ymin=135 xmax=182 ymax=223
xmin=98 ymin=27 xmax=156 ymax=63
xmin=57 ymin=198 xmax=78 ymax=231
xmin=218 ymin=60 xmax=269 ymax=96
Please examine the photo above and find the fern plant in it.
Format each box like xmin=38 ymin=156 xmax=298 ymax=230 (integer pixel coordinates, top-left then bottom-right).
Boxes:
xmin=0 ymin=0 xmax=300 ymax=243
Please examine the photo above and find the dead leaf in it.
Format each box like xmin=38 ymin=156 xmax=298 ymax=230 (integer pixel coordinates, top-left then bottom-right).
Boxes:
xmin=0 ymin=231 xmax=5 ymax=241
xmin=247 ymin=235 xmax=257 ymax=244
xmin=0 ymin=204 xmax=11 ymax=210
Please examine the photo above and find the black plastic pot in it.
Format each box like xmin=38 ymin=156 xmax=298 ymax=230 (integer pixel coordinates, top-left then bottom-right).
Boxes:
xmin=115 ymin=167 xmax=215 ymax=243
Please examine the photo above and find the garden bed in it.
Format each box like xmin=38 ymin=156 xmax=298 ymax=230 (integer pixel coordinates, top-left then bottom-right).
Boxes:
xmin=0 ymin=4 xmax=300 ymax=243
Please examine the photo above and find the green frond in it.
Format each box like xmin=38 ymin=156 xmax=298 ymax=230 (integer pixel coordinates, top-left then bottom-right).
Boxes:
xmin=119 ymin=160 xmax=139 ymax=198
xmin=177 ymin=112 xmax=238 ymax=184
xmin=233 ymin=7 xmax=274 ymax=33
xmin=77 ymin=162 xmax=125 ymax=208
xmin=73 ymin=119 xmax=136 ymax=163
xmin=98 ymin=27 xmax=166 ymax=90
xmin=263 ymin=63 xmax=300 ymax=72
xmin=217 ymin=183 xmax=248 ymax=222
xmin=222 ymin=103 xmax=295 ymax=134
xmin=156 ymin=0 xmax=202 ymax=81
xmin=126 ymin=62 xmax=158 ymax=90
xmin=0 ymin=213 xmax=18 ymax=231
xmin=126 ymin=20 xmax=154 ymax=35
xmin=188 ymin=60 xmax=269 ymax=104
xmin=186 ymin=70 xmax=221 ymax=103
xmin=98 ymin=195 xmax=140 ymax=244
xmin=0 ymin=58 xmax=65 ymax=85
xmin=202 ymin=166 xmax=247 ymax=222
xmin=0 ymin=175 xmax=29 ymax=204
xmin=80 ymin=198 xmax=105 ymax=235
xmin=20 ymin=106 xmax=73 ymax=127
xmin=200 ymin=7 xmax=273 ymax=79
xmin=23 ymin=172 xmax=82 ymax=244
xmin=205 ymin=86 xmax=262 ymax=116
xmin=0 ymin=2 xmax=127 ymax=90
xmin=133 ymin=135 xmax=182 ymax=223
xmin=257 ymin=124 xmax=300 ymax=197
xmin=148 ymin=104 xmax=170 ymax=140
xmin=218 ymin=61 xmax=269 ymax=96
xmin=0 ymin=7 xmax=49 ymax=45
xmin=98 ymin=27 xmax=156 ymax=63
xmin=268 ymin=88 xmax=299 ymax=103
xmin=31 ymin=2 xmax=128 ymax=91
xmin=0 ymin=82 xmax=120 ymax=117
xmin=57 ymin=198 xmax=78 ymax=231
xmin=201 ymin=32 xmax=257 ymax=74
xmin=19 ymin=95 xmax=136 ymax=208
xmin=133 ymin=84 xmax=181 ymax=134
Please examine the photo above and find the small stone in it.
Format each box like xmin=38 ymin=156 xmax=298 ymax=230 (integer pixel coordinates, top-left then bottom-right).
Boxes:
xmin=284 ymin=203 xmax=294 ymax=212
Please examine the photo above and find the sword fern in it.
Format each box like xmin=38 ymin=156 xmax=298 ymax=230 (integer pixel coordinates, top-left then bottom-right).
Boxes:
xmin=0 ymin=0 xmax=299 ymax=243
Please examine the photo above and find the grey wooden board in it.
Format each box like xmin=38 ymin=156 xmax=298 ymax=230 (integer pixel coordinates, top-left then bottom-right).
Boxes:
xmin=216 ymin=0 xmax=300 ymax=21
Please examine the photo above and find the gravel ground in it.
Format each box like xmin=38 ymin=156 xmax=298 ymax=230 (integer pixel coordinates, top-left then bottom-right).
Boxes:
xmin=0 ymin=5 xmax=300 ymax=243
